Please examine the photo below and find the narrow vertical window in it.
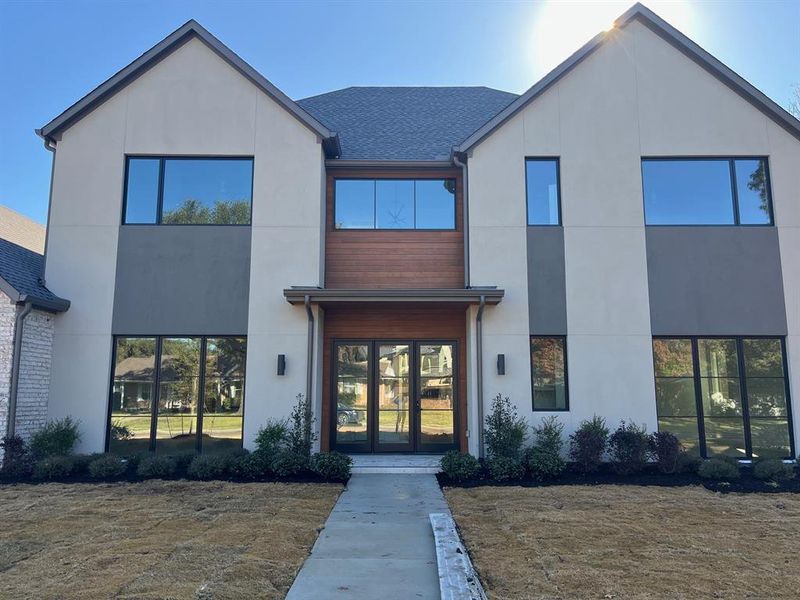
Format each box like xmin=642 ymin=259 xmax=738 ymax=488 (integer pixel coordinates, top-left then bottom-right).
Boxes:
xmin=526 ymin=159 xmax=560 ymax=225
xmin=203 ymin=338 xmax=246 ymax=453
xmin=156 ymin=337 xmax=202 ymax=453
xmin=530 ymin=337 xmax=568 ymax=410
xmin=652 ymin=339 xmax=700 ymax=453
xmin=734 ymin=159 xmax=772 ymax=225
xmin=110 ymin=337 xmax=157 ymax=454
xmin=742 ymin=338 xmax=791 ymax=458
xmin=123 ymin=158 xmax=160 ymax=224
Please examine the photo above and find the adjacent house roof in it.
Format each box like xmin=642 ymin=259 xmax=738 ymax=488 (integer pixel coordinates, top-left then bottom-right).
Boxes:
xmin=0 ymin=205 xmax=45 ymax=253
xmin=297 ymin=87 xmax=518 ymax=161
xmin=455 ymin=2 xmax=800 ymax=155
xmin=0 ymin=238 xmax=69 ymax=312
xmin=36 ymin=20 xmax=341 ymax=157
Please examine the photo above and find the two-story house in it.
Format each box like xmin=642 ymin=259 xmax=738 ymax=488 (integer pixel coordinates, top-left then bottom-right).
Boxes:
xmin=28 ymin=3 xmax=799 ymax=460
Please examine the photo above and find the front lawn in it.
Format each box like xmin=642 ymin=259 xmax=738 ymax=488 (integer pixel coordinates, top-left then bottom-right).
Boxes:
xmin=445 ymin=485 xmax=799 ymax=599
xmin=0 ymin=480 xmax=341 ymax=599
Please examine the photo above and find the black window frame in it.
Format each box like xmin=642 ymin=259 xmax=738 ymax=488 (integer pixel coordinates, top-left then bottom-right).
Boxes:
xmin=525 ymin=157 xmax=562 ymax=226
xmin=641 ymin=156 xmax=775 ymax=227
xmin=121 ymin=155 xmax=255 ymax=226
xmin=652 ymin=335 xmax=794 ymax=459
xmin=332 ymin=177 xmax=458 ymax=231
xmin=530 ymin=335 xmax=569 ymax=412
xmin=106 ymin=334 xmax=247 ymax=453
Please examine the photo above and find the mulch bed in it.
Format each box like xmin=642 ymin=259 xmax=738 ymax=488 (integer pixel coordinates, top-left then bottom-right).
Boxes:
xmin=438 ymin=463 xmax=800 ymax=493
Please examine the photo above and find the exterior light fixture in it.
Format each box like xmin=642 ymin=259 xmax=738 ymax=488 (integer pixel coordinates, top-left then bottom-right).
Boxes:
xmin=497 ymin=354 xmax=505 ymax=375
xmin=277 ymin=354 xmax=286 ymax=376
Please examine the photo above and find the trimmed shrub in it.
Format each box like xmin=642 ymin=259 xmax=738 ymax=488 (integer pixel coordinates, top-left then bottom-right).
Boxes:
xmin=487 ymin=456 xmax=525 ymax=482
xmin=69 ymin=453 xmax=104 ymax=475
xmin=527 ymin=416 xmax=566 ymax=481
xmin=608 ymin=421 xmax=650 ymax=475
xmin=271 ymin=449 xmax=309 ymax=477
xmin=33 ymin=456 xmax=74 ymax=480
xmin=440 ymin=450 xmax=481 ymax=482
xmin=255 ymin=420 xmax=289 ymax=454
xmin=187 ymin=454 xmax=230 ymax=480
xmin=310 ymin=451 xmax=352 ymax=481
xmin=30 ymin=417 xmax=81 ymax=459
xmin=676 ymin=451 xmax=702 ymax=474
xmin=172 ymin=452 xmax=197 ymax=472
xmin=1 ymin=435 xmax=34 ymax=478
xmin=234 ymin=450 xmax=273 ymax=479
xmin=484 ymin=394 xmax=527 ymax=460
xmin=650 ymin=431 xmax=682 ymax=474
xmin=569 ymin=416 xmax=609 ymax=473
xmin=136 ymin=455 xmax=177 ymax=478
xmin=753 ymin=458 xmax=795 ymax=483
xmin=698 ymin=458 xmax=740 ymax=481
xmin=88 ymin=454 xmax=127 ymax=479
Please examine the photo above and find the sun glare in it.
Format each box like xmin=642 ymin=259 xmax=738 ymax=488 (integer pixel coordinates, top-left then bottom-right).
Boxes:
xmin=529 ymin=1 xmax=694 ymax=79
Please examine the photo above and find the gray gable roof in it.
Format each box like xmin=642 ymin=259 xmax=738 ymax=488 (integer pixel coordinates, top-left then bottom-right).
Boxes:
xmin=0 ymin=239 xmax=69 ymax=312
xmin=297 ymin=87 xmax=518 ymax=160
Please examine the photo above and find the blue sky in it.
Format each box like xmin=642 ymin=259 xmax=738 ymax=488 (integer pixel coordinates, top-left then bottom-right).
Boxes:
xmin=1 ymin=0 xmax=798 ymax=224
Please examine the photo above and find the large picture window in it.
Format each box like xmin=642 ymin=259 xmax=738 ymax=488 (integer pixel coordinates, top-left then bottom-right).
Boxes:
xmin=530 ymin=337 xmax=568 ymax=411
xmin=109 ymin=335 xmax=246 ymax=454
xmin=123 ymin=157 xmax=253 ymax=225
xmin=642 ymin=158 xmax=773 ymax=225
xmin=334 ymin=178 xmax=456 ymax=230
xmin=652 ymin=337 xmax=793 ymax=458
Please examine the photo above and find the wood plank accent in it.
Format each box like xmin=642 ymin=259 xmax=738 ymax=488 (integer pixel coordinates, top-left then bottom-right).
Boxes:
xmin=321 ymin=304 xmax=468 ymax=452
xmin=325 ymin=168 xmax=464 ymax=289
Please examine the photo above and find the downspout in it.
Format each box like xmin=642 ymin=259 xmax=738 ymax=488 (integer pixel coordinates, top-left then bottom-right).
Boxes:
xmin=40 ymin=138 xmax=56 ymax=285
xmin=7 ymin=302 xmax=34 ymax=438
xmin=304 ymin=295 xmax=314 ymax=449
xmin=476 ymin=295 xmax=486 ymax=458
xmin=452 ymin=152 xmax=470 ymax=287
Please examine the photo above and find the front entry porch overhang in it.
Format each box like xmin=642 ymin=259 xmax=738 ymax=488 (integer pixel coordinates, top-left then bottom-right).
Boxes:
xmin=283 ymin=286 xmax=504 ymax=306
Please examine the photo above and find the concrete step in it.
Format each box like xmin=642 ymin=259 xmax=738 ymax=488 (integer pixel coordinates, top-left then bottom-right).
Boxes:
xmin=349 ymin=454 xmax=442 ymax=474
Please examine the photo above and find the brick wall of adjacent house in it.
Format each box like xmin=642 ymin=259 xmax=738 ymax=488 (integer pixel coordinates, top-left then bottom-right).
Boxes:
xmin=0 ymin=293 xmax=15 ymax=443
xmin=0 ymin=293 xmax=56 ymax=448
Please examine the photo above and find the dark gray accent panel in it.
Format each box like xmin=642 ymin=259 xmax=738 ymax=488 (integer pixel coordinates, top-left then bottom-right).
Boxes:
xmin=527 ymin=227 xmax=567 ymax=334
xmin=113 ymin=226 xmax=251 ymax=335
xmin=647 ymin=227 xmax=786 ymax=335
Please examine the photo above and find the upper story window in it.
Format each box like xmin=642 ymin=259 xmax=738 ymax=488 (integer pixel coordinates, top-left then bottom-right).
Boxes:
xmin=334 ymin=178 xmax=456 ymax=230
xmin=526 ymin=158 xmax=561 ymax=225
xmin=123 ymin=157 xmax=254 ymax=225
xmin=642 ymin=158 xmax=773 ymax=226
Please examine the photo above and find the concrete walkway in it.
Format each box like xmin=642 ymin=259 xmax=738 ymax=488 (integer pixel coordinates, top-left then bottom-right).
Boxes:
xmin=286 ymin=473 xmax=448 ymax=599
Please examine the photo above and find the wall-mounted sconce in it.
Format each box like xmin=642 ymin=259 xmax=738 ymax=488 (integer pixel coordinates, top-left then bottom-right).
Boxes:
xmin=497 ymin=354 xmax=505 ymax=375
xmin=277 ymin=354 xmax=286 ymax=376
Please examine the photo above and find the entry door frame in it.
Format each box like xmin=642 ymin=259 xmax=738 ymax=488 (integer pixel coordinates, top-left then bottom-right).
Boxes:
xmin=330 ymin=338 xmax=459 ymax=454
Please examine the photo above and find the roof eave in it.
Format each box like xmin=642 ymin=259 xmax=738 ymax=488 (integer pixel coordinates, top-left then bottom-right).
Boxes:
xmin=455 ymin=2 xmax=800 ymax=155
xmin=37 ymin=20 xmax=340 ymax=157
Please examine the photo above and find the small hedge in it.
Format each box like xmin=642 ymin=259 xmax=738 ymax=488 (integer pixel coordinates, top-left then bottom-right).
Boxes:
xmin=88 ymin=454 xmax=127 ymax=479
xmin=698 ymin=458 xmax=740 ymax=481
xmin=528 ymin=417 xmax=566 ymax=481
xmin=608 ymin=421 xmax=650 ymax=475
xmin=187 ymin=454 xmax=230 ymax=480
xmin=136 ymin=455 xmax=177 ymax=479
xmin=33 ymin=456 xmax=74 ymax=481
xmin=440 ymin=450 xmax=481 ymax=482
xmin=271 ymin=450 xmax=309 ymax=477
xmin=753 ymin=459 xmax=795 ymax=483
xmin=310 ymin=451 xmax=352 ymax=481
xmin=487 ymin=456 xmax=525 ymax=482
xmin=650 ymin=431 xmax=682 ymax=474
xmin=569 ymin=416 xmax=609 ymax=473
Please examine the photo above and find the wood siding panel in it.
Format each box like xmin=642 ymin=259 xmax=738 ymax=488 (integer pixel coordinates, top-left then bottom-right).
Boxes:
xmin=321 ymin=304 xmax=468 ymax=451
xmin=325 ymin=169 xmax=464 ymax=289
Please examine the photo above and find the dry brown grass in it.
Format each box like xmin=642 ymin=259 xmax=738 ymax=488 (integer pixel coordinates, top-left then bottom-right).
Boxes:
xmin=0 ymin=480 xmax=342 ymax=599
xmin=444 ymin=485 xmax=799 ymax=600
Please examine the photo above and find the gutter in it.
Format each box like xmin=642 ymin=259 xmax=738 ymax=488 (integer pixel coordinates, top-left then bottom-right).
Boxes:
xmin=452 ymin=151 xmax=470 ymax=287
xmin=304 ymin=295 xmax=314 ymax=449
xmin=476 ymin=295 xmax=486 ymax=458
xmin=7 ymin=302 xmax=33 ymax=438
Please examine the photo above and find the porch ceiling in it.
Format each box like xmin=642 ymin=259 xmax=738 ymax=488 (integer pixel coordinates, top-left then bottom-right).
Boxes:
xmin=283 ymin=286 xmax=504 ymax=306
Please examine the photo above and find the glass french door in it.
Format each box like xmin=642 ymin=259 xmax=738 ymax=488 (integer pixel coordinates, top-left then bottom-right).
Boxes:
xmin=333 ymin=340 xmax=457 ymax=453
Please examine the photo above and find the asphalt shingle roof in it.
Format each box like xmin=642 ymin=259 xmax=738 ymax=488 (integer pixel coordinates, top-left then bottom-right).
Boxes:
xmin=0 ymin=238 xmax=69 ymax=311
xmin=297 ymin=86 xmax=519 ymax=160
